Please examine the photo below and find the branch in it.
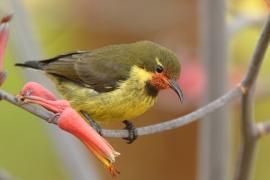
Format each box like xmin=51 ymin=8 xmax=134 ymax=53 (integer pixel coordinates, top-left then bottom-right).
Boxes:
xmin=0 ymin=85 xmax=242 ymax=138
xmin=102 ymin=87 xmax=241 ymax=137
xmin=234 ymin=14 xmax=270 ymax=180
xmin=0 ymin=89 xmax=56 ymax=123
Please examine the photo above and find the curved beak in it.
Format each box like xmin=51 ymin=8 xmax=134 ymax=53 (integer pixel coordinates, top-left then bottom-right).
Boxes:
xmin=168 ymin=80 xmax=184 ymax=103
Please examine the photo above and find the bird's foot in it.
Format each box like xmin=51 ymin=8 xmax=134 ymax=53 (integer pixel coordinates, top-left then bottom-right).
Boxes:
xmin=122 ymin=120 xmax=137 ymax=144
xmin=81 ymin=111 xmax=103 ymax=136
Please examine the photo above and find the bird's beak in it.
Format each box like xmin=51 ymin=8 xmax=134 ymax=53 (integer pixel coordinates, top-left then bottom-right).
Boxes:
xmin=168 ymin=79 xmax=184 ymax=103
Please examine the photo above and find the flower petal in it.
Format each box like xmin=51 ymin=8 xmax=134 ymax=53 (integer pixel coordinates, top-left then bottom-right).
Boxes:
xmin=0 ymin=15 xmax=12 ymax=72
xmin=58 ymin=108 xmax=120 ymax=175
xmin=18 ymin=82 xmax=120 ymax=175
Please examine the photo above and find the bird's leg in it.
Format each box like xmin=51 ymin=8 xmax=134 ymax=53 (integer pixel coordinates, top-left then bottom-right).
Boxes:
xmin=80 ymin=111 xmax=103 ymax=136
xmin=122 ymin=120 xmax=138 ymax=144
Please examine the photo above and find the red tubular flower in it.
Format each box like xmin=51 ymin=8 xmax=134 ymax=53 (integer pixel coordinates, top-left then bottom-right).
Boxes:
xmin=20 ymin=82 xmax=57 ymax=101
xmin=0 ymin=15 xmax=12 ymax=85
xmin=18 ymin=82 xmax=120 ymax=176
xmin=58 ymin=108 xmax=120 ymax=176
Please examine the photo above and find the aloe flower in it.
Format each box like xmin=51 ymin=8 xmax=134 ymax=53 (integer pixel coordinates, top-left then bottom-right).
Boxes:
xmin=18 ymin=82 xmax=120 ymax=176
xmin=0 ymin=15 xmax=12 ymax=85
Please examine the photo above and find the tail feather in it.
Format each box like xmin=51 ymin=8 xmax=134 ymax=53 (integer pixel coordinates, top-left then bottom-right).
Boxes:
xmin=15 ymin=61 xmax=45 ymax=70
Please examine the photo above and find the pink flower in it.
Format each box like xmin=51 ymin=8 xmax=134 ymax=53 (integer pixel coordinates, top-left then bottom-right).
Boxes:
xmin=19 ymin=82 xmax=120 ymax=176
xmin=0 ymin=15 xmax=12 ymax=85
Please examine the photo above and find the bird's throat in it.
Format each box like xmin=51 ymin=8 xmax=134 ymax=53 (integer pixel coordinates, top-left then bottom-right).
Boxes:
xmin=145 ymin=81 xmax=159 ymax=97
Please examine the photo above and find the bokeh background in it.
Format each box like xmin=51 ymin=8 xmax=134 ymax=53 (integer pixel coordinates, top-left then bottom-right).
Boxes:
xmin=0 ymin=0 xmax=270 ymax=180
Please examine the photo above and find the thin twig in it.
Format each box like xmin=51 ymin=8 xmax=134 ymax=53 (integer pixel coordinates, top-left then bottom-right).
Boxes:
xmin=0 ymin=86 xmax=242 ymax=138
xmin=234 ymin=14 xmax=270 ymax=180
xmin=103 ymin=87 xmax=241 ymax=137
xmin=0 ymin=89 xmax=56 ymax=123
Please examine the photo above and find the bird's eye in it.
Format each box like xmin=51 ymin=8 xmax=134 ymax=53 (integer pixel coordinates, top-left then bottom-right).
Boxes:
xmin=155 ymin=65 xmax=163 ymax=73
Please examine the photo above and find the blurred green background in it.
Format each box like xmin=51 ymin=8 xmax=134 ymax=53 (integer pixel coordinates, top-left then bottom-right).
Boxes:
xmin=0 ymin=0 xmax=270 ymax=180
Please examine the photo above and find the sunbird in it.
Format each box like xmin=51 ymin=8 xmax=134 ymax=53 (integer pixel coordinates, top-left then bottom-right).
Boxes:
xmin=16 ymin=41 xmax=184 ymax=143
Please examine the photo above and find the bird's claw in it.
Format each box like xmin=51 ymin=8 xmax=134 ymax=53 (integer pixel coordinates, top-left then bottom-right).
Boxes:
xmin=122 ymin=120 xmax=137 ymax=144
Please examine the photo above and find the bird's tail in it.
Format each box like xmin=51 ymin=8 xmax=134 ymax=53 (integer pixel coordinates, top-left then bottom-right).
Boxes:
xmin=15 ymin=52 xmax=85 ymax=70
xmin=15 ymin=61 xmax=45 ymax=70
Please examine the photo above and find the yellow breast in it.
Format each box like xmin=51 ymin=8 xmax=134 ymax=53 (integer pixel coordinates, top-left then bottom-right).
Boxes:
xmin=51 ymin=66 xmax=157 ymax=123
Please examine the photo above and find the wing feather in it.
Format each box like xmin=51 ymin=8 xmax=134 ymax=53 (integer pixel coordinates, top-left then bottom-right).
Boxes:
xmin=43 ymin=46 xmax=132 ymax=92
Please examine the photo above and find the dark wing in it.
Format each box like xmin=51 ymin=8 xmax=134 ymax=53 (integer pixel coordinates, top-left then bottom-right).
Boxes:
xmin=42 ymin=51 xmax=87 ymax=83
xmin=44 ymin=49 xmax=132 ymax=92
xmin=74 ymin=54 xmax=131 ymax=92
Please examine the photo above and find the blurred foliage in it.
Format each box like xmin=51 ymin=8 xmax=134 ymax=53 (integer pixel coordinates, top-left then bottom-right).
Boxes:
xmin=229 ymin=0 xmax=267 ymax=16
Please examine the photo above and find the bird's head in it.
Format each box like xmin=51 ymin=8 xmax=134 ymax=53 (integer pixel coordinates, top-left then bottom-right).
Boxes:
xmin=130 ymin=41 xmax=184 ymax=102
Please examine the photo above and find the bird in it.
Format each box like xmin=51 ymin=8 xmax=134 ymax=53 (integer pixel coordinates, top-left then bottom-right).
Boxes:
xmin=15 ymin=40 xmax=184 ymax=143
